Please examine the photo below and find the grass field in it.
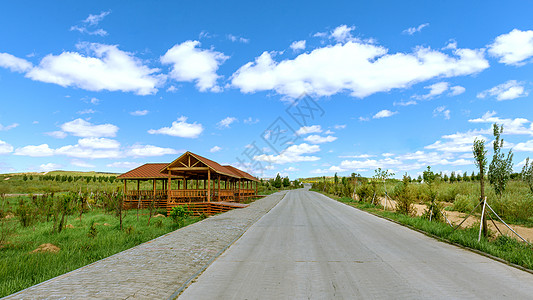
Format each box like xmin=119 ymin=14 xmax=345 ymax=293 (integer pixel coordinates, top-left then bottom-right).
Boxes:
xmin=0 ymin=205 xmax=201 ymax=297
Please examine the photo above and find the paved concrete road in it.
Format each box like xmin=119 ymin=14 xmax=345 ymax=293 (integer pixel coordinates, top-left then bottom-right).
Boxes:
xmin=179 ymin=188 xmax=533 ymax=299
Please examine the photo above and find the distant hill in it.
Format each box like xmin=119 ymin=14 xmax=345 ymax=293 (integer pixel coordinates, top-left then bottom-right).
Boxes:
xmin=1 ymin=170 xmax=121 ymax=177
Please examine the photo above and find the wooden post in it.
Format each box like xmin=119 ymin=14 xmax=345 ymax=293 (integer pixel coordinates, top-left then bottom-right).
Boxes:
xmin=255 ymin=181 xmax=257 ymax=196
xmin=217 ymin=175 xmax=221 ymax=201
xmin=207 ymin=169 xmax=211 ymax=202
xmin=167 ymin=171 xmax=171 ymax=204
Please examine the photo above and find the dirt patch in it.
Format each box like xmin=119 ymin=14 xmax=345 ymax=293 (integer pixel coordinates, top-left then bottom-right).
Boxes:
xmin=153 ymin=214 xmax=166 ymax=218
xmin=31 ymin=243 xmax=60 ymax=253
xmin=4 ymin=213 xmax=14 ymax=219
xmin=378 ymin=197 xmax=533 ymax=243
xmin=4 ymin=177 xmax=10 ymax=181
xmin=66 ymin=224 xmax=74 ymax=229
xmin=103 ymin=223 xmax=111 ymax=226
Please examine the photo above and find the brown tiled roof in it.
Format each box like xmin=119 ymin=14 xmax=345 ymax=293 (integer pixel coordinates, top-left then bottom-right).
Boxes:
xmin=224 ymin=165 xmax=259 ymax=182
xmin=188 ymin=152 xmax=240 ymax=178
xmin=159 ymin=152 xmax=258 ymax=181
xmin=117 ymin=163 xmax=176 ymax=179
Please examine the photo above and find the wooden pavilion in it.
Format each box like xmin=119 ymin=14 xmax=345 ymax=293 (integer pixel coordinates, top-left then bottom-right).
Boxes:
xmin=117 ymin=151 xmax=260 ymax=215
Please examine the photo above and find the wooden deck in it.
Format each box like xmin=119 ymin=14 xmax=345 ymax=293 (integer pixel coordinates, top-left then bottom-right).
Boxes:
xmin=124 ymin=189 xmax=257 ymax=215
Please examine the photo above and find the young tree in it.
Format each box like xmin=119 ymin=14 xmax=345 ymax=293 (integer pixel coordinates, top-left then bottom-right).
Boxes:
xmin=443 ymin=173 xmax=449 ymax=182
xmin=273 ymin=173 xmax=282 ymax=189
xmin=488 ymin=124 xmax=514 ymax=197
xmin=463 ymin=171 xmax=470 ymax=182
xmin=521 ymin=157 xmax=533 ymax=193
xmin=282 ymin=176 xmax=291 ymax=188
xmin=473 ymin=137 xmax=488 ymax=238
xmin=422 ymin=166 xmax=442 ymax=221
xmin=450 ymin=171 xmax=456 ymax=183
xmin=23 ymin=174 xmax=28 ymax=181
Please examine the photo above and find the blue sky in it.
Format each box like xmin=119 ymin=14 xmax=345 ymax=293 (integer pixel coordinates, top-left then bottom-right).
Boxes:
xmin=1 ymin=0 xmax=532 ymax=179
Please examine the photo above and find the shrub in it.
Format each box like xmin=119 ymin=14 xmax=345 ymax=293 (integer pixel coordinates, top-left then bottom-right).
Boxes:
xmin=169 ymin=205 xmax=192 ymax=227
xmin=87 ymin=221 xmax=98 ymax=238
xmin=452 ymin=194 xmax=476 ymax=213
xmin=356 ymin=183 xmax=375 ymax=203
xmin=15 ymin=199 xmax=36 ymax=227
xmin=393 ymin=181 xmax=415 ymax=216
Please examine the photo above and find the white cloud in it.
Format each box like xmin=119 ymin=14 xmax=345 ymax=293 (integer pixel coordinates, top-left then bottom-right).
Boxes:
xmin=296 ymin=125 xmax=322 ymax=135
xmin=148 ymin=116 xmax=204 ymax=138
xmin=130 ymin=110 xmax=149 ymax=116
xmin=161 ymin=40 xmax=228 ymax=92
xmin=339 ymin=158 xmax=402 ymax=172
xmin=106 ymin=161 xmax=142 ymax=169
xmin=227 ymin=34 xmax=250 ymax=43
xmin=0 ymin=140 xmax=13 ymax=154
xmin=46 ymin=131 xmax=68 ymax=139
xmin=425 ymin=131 xmax=487 ymax=153
xmin=488 ymin=29 xmax=533 ymax=66
xmin=382 ymin=153 xmax=395 ymax=157
xmin=71 ymin=160 xmax=95 ymax=168
xmin=26 ymin=43 xmax=163 ymax=95
xmin=449 ymin=85 xmax=466 ymax=96
xmin=414 ymin=82 xmax=464 ymax=99
xmin=477 ymin=80 xmax=528 ymax=101
xmin=61 ymin=118 xmax=118 ymax=138
xmin=334 ymin=124 xmax=346 ymax=130
xmin=77 ymin=137 xmax=120 ymax=149
xmin=125 ymin=144 xmax=181 ymax=157
xmin=166 ymin=85 xmax=178 ymax=93
xmin=77 ymin=109 xmax=96 ymax=115
xmin=394 ymin=100 xmax=418 ymax=106
xmin=82 ymin=11 xmax=110 ymax=26
xmin=243 ymin=117 xmax=259 ymax=124
xmin=284 ymin=166 xmax=299 ymax=172
xmin=330 ymin=25 xmax=356 ymax=42
xmin=290 ymin=40 xmax=306 ymax=51
xmin=0 ymin=53 xmax=32 ymax=73
xmin=373 ymin=110 xmax=397 ymax=119
xmin=254 ymin=143 xmax=320 ymax=164
xmin=70 ymin=11 xmax=110 ymax=36
xmin=0 ymin=123 xmax=19 ymax=131
xmin=415 ymin=82 xmax=449 ymax=99
xmin=40 ymin=163 xmax=62 ymax=172
xmin=403 ymin=23 xmax=429 ymax=35
xmin=468 ymin=111 xmax=533 ymax=135
xmin=304 ymin=135 xmax=337 ymax=144
xmin=433 ymin=106 xmax=451 ymax=120
xmin=70 ymin=26 xmax=107 ymax=36
xmin=310 ymin=165 xmax=346 ymax=174
xmin=217 ymin=117 xmax=237 ymax=128
xmin=14 ymin=144 xmax=55 ymax=157
xmin=514 ymin=140 xmax=533 ymax=152
xmin=210 ymin=146 xmax=222 ymax=152
xmin=55 ymin=145 xmax=121 ymax=159
xmin=231 ymin=40 xmax=488 ymax=98
xmin=359 ymin=116 xmax=370 ymax=122
xmin=338 ymin=154 xmax=375 ymax=159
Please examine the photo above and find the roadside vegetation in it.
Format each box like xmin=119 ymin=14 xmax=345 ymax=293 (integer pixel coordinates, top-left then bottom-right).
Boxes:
xmin=309 ymin=122 xmax=533 ymax=269
xmin=0 ymin=168 xmax=299 ymax=297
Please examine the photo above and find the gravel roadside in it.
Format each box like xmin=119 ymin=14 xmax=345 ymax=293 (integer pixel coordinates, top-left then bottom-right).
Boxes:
xmin=5 ymin=191 xmax=287 ymax=299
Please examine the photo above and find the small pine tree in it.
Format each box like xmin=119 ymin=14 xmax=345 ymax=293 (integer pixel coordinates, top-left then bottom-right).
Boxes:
xmin=23 ymin=175 xmax=28 ymax=181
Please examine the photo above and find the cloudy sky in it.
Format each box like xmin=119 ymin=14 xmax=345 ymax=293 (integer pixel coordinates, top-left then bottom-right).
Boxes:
xmin=0 ymin=1 xmax=532 ymax=178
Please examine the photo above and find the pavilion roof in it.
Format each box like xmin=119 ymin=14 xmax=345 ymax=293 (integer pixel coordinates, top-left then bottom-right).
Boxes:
xmin=224 ymin=165 xmax=259 ymax=182
xmin=117 ymin=152 xmax=259 ymax=181
xmin=117 ymin=163 xmax=176 ymax=179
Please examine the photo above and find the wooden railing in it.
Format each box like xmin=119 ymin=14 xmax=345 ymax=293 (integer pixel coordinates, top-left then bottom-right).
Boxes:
xmin=126 ymin=190 xmax=166 ymax=197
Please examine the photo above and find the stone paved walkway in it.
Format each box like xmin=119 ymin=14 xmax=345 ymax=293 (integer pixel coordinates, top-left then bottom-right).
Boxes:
xmin=5 ymin=192 xmax=286 ymax=299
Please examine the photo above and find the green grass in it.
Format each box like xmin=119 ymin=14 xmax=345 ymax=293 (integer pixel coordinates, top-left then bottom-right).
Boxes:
xmin=313 ymin=190 xmax=533 ymax=271
xmin=0 ymin=209 xmax=201 ymax=297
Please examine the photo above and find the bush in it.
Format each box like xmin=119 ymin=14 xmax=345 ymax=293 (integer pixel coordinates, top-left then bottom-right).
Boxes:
xmin=87 ymin=221 xmax=98 ymax=238
xmin=452 ymin=194 xmax=476 ymax=213
xmin=15 ymin=199 xmax=36 ymax=227
xmin=356 ymin=183 xmax=376 ymax=203
xmin=169 ymin=205 xmax=192 ymax=227
xmin=392 ymin=182 xmax=415 ymax=216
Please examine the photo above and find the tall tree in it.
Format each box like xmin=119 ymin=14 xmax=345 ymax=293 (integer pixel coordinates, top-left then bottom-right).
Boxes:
xmin=473 ymin=137 xmax=488 ymax=237
xmin=488 ymin=124 xmax=514 ymax=197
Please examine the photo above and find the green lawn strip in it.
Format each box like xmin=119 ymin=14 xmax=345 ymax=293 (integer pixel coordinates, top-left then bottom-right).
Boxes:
xmin=0 ymin=209 xmax=201 ymax=298
xmin=313 ymin=190 xmax=533 ymax=272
